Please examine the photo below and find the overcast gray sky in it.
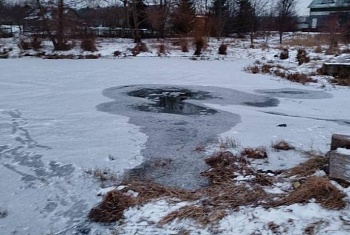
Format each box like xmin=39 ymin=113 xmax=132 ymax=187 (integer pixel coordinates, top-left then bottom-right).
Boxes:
xmin=297 ymin=0 xmax=313 ymax=16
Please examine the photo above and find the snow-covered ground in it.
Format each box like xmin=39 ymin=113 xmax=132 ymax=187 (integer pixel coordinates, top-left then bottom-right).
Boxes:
xmin=1 ymin=35 xmax=350 ymax=234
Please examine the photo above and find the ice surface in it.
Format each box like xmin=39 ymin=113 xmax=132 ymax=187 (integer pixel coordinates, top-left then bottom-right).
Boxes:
xmin=1 ymin=55 xmax=350 ymax=234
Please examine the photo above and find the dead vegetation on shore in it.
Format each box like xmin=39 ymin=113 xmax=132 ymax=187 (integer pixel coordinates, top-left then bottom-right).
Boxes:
xmin=88 ymin=149 xmax=346 ymax=227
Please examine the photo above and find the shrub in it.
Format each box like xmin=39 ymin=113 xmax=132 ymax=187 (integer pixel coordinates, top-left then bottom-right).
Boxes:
xmin=180 ymin=39 xmax=189 ymax=52
xmin=81 ymin=54 xmax=101 ymax=59
xmin=19 ymin=39 xmax=31 ymax=50
xmin=193 ymin=37 xmax=205 ymax=56
xmin=0 ymin=48 xmax=9 ymax=59
xmin=272 ymin=140 xmax=295 ymax=151
xmin=31 ymin=35 xmax=42 ymax=50
xmin=325 ymin=43 xmax=340 ymax=55
xmin=81 ymin=38 xmax=97 ymax=52
xmin=280 ymin=48 xmax=289 ymax=60
xmin=296 ymin=49 xmax=310 ymax=65
xmin=244 ymin=65 xmax=260 ymax=74
xmin=158 ymin=44 xmax=166 ymax=55
xmin=261 ymin=64 xmax=273 ymax=74
xmin=54 ymin=42 xmax=74 ymax=51
xmin=240 ymin=147 xmax=268 ymax=159
xmin=113 ymin=51 xmax=122 ymax=57
xmin=218 ymin=44 xmax=228 ymax=55
xmin=274 ymin=70 xmax=286 ymax=78
xmin=131 ymin=42 xmax=148 ymax=56
xmin=314 ymin=45 xmax=322 ymax=53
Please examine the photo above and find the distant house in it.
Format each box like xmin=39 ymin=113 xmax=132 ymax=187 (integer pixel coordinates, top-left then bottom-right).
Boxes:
xmin=297 ymin=16 xmax=310 ymax=31
xmin=308 ymin=0 xmax=350 ymax=30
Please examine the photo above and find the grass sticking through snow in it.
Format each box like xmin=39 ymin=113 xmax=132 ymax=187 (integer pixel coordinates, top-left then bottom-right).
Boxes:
xmin=284 ymin=155 xmax=328 ymax=178
xmin=272 ymin=140 xmax=295 ymax=151
xmin=275 ymin=176 xmax=346 ymax=210
xmin=89 ymin=150 xmax=346 ymax=227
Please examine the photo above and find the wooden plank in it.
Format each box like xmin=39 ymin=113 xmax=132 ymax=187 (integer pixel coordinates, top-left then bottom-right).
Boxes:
xmin=328 ymin=151 xmax=350 ymax=183
xmin=331 ymin=134 xmax=350 ymax=150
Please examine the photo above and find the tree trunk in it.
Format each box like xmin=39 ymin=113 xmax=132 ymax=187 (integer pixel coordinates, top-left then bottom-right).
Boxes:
xmin=122 ymin=0 xmax=130 ymax=37
xmin=132 ymin=0 xmax=141 ymax=43
xmin=56 ymin=0 xmax=65 ymax=50
xmin=279 ymin=30 xmax=283 ymax=44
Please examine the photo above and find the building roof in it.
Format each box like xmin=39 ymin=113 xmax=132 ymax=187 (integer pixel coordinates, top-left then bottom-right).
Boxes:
xmin=308 ymin=0 xmax=350 ymax=9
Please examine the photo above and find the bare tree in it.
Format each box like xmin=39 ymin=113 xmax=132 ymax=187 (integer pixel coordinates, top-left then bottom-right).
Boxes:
xmin=147 ymin=0 xmax=169 ymax=39
xmin=275 ymin=0 xmax=297 ymax=44
xmin=27 ymin=0 xmax=79 ymax=50
xmin=209 ymin=0 xmax=230 ymax=38
xmin=171 ymin=0 xmax=196 ymax=35
xmin=124 ymin=0 xmax=148 ymax=42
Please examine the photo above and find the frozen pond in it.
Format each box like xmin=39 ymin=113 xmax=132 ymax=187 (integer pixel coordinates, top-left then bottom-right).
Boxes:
xmin=0 ymin=58 xmax=342 ymax=235
xmin=97 ymin=85 xmax=281 ymax=189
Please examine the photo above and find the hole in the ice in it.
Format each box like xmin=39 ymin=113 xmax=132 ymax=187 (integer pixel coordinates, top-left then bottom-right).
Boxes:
xmin=127 ymin=88 xmax=217 ymax=115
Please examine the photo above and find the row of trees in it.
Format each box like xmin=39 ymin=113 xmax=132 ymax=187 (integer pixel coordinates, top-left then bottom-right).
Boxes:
xmin=0 ymin=0 xmax=298 ymax=50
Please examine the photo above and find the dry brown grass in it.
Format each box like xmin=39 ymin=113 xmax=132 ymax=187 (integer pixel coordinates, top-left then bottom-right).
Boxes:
xmin=268 ymin=221 xmax=280 ymax=233
xmin=200 ymin=184 xmax=269 ymax=209
xmin=177 ymin=231 xmax=190 ymax=235
xmin=314 ymin=45 xmax=322 ymax=53
xmin=244 ymin=65 xmax=260 ymax=74
xmin=272 ymin=140 xmax=295 ymax=151
xmin=252 ymin=173 xmax=274 ymax=186
xmin=120 ymin=180 xmax=197 ymax=203
xmin=202 ymin=151 xmax=253 ymax=184
xmin=89 ymin=149 xmax=345 ymax=226
xmin=285 ymin=73 xmax=317 ymax=85
xmin=274 ymin=69 xmax=286 ymax=78
xmin=276 ymin=176 xmax=346 ymax=210
xmin=331 ymin=78 xmax=350 ymax=86
xmin=284 ymin=155 xmax=328 ymax=178
xmin=261 ymin=64 xmax=274 ymax=73
xmin=245 ymin=63 xmax=316 ymax=85
xmin=304 ymin=220 xmax=326 ymax=235
xmin=159 ymin=205 xmax=226 ymax=226
xmin=89 ymin=190 xmax=136 ymax=222
xmin=89 ymin=180 xmax=198 ymax=223
xmin=241 ymin=147 xmax=268 ymax=159
xmin=285 ymin=34 xmax=329 ymax=47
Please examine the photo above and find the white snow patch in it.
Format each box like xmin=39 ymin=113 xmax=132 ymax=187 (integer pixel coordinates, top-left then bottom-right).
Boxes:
xmin=337 ymin=148 xmax=350 ymax=155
